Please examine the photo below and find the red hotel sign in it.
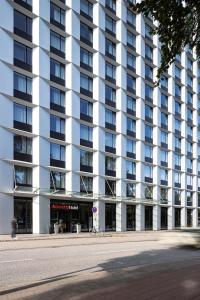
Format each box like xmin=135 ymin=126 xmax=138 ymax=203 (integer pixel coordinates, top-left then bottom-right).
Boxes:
xmin=51 ymin=204 xmax=78 ymax=210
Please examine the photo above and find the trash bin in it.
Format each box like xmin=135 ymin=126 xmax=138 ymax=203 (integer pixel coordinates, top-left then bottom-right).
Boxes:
xmin=54 ymin=223 xmax=59 ymax=234
xmin=76 ymin=224 xmax=81 ymax=234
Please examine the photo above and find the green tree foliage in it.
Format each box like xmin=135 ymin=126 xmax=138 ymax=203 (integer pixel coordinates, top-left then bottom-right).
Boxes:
xmin=128 ymin=0 xmax=200 ymax=80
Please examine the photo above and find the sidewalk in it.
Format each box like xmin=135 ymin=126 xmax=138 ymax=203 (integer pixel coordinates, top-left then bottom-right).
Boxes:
xmin=1 ymin=229 xmax=200 ymax=243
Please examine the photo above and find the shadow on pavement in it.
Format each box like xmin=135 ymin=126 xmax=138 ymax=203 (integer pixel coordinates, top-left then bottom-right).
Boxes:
xmin=3 ymin=245 xmax=200 ymax=300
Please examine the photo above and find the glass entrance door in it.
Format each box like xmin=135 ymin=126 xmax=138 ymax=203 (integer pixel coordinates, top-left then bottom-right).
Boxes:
xmin=145 ymin=206 xmax=153 ymax=230
xmin=161 ymin=207 xmax=168 ymax=229
xmin=127 ymin=205 xmax=136 ymax=231
xmin=14 ymin=197 xmax=32 ymax=233
xmin=105 ymin=203 xmax=116 ymax=231
xmin=175 ymin=208 xmax=181 ymax=228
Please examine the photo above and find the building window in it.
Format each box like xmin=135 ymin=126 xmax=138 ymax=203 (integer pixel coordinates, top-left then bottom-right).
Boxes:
xmin=161 ymin=112 xmax=168 ymax=128
xmin=174 ymin=190 xmax=181 ymax=205
xmin=145 ymin=185 xmax=153 ymax=199
xmin=160 ymin=150 xmax=168 ymax=164
xmin=175 ymin=83 xmax=181 ymax=98
xmin=145 ymin=144 xmax=153 ymax=160
xmin=50 ymin=30 xmax=65 ymax=53
xmin=145 ymin=64 xmax=153 ymax=81
xmin=145 ymin=23 xmax=152 ymax=40
xmin=15 ymin=166 xmax=32 ymax=186
xmin=50 ymin=86 xmax=65 ymax=108
xmin=175 ymin=136 xmax=181 ymax=150
xmin=175 ymin=65 xmax=181 ymax=79
xmin=50 ymin=59 xmax=65 ymax=80
xmin=161 ymin=76 xmax=168 ymax=89
xmin=145 ymin=104 xmax=153 ymax=121
xmin=145 ymin=84 xmax=153 ymax=100
xmin=175 ymin=101 xmax=181 ymax=115
xmin=105 ymin=62 xmax=116 ymax=81
xmin=127 ymin=118 xmax=136 ymax=133
xmin=105 ymin=180 xmax=116 ymax=196
xmin=50 ymin=143 xmax=65 ymax=161
xmin=174 ymin=172 xmax=181 ymax=185
xmin=80 ymin=99 xmax=93 ymax=118
xmin=161 ymin=130 xmax=168 ymax=145
xmin=127 ymin=96 xmax=136 ymax=113
xmin=187 ymin=92 xmax=193 ymax=105
xmin=127 ymin=74 xmax=136 ymax=92
xmin=105 ymin=15 xmax=116 ymax=35
xmin=127 ymin=183 xmax=136 ymax=197
xmin=80 ymin=0 xmax=93 ymax=18
xmin=105 ymin=109 xmax=116 ymax=126
xmin=160 ymin=188 xmax=168 ymax=203
xmin=126 ymin=160 xmax=136 ymax=176
xmin=174 ymin=153 xmax=181 ymax=168
xmin=127 ymin=52 xmax=136 ymax=70
xmin=14 ymin=72 xmax=32 ymax=95
xmin=14 ymin=135 xmax=32 ymax=156
xmin=160 ymin=169 xmax=168 ymax=182
xmin=106 ymin=0 xmax=116 ymax=12
xmin=80 ymin=73 xmax=93 ymax=95
xmin=80 ymin=22 xmax=93 ymax=44
xmin=14 ymin=103 xmax=32 ymax=125
xmin=80 ymin=150 xmax=93 ymax=168
xmin=14 ymin=41 xmax=32 ymax=68
xmin=80 ymin=124 xmax=93 ymax=142
xmin=145 ymin=44 xmax=153 ymax=60
xmin=127 ymin=139 xmax=136 ymax=155
xmin=127 ymin=9 xmax=136 ymax=26
xmin=174 ymin=118 xmax=179 ymax=132
xmin=186 ymin=192 xmax=193 ymax=206
xmin=187 ymin=142 xmax=193 ymax=154
xmin=105 ymin=38 xmax=116 ymax=58
xmin=127 ymin=30 xmax=136 ymax=48
xmin=14 ymin=10 xmax=32 ymax=40
xmin=105 ymin=85 xmax=116 ymax=103
xmin=80 ymin=176 xmax=93 ymax=193
xmin=105 ymin=132 xmax=116 ymax=149
xmin=50 ymin=115 xmax=65 ymax=134
xmin=187 ymin=108 xmax=193 ymax=121
xmin=105 ymin=156 xmax=116 ymax=171
xmin=187 ymin=75 xmax=193 ymax=88
xmin=80 ymin=47 xmax=93 ymax=69
xmin=187 ymin=58 xmax=193 ymax=71
xmin=145 ymin=125 xmax=153 ymax=141
xmin=161 ymin=94 xmax=168 ymax=108
xmin=50 ymin=172 xmax=65 ymax=190
xmin=145 ymin=165 xmax=153 ymax=178
xmin=50 ymin=3 xmax=65 ymax=28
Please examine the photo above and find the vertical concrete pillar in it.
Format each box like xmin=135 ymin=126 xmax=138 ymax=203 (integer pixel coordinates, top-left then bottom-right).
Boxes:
xmin=136 ymin=204 xmax=144 ymax=231
xmin=168 ymin=206 xmax=174 ymax=229
xmin=181 ymin=207 xmax=186 ymax=228
xmin=93 ymin=200 xmax=105 ymax=232
xmin=153 ymin=205 xmax=160 ymax=230
xmin=116 ymin=202 xmax=126 ymax=232
xmin=0 ymin=194 xmax=13 ymax=234
xmin=33 ymin=196 xmax=50 ymax=234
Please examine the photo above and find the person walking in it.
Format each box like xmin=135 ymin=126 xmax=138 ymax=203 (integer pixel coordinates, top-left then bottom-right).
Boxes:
xmin=11 ymin=217 xmax=17 ymax=239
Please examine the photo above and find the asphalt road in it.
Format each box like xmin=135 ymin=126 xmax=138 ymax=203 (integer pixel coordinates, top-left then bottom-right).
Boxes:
xmin=0 ymin=235 xmax=200 ymax=299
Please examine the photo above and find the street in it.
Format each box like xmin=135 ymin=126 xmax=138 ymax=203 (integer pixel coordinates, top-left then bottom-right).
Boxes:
xmin=0 ymin=232 xmax=200 ymax=299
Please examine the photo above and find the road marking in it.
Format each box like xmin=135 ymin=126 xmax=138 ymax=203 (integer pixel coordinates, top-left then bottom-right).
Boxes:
xmin=0 ymin=259 xmax=33 ymax=264
xmin=97 ymin=249 xmax=134 ymax=254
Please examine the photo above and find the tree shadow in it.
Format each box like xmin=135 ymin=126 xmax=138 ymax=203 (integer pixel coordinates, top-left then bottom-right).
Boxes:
xmin=4 ymin=244 xmax=200 ymax=300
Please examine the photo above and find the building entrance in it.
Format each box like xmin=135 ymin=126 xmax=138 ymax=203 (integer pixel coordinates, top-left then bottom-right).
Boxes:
xmin=50 ymin=200 xmax=93 ymax=233
xmin=14 ymin=197 xmax=32 ymax=233
xmin=187 ymin=209 xmax=193 ymax=227
xmin=126 ymin=205 xmax=136 ymax=230
xmin=161 ymin=207 xmax=168 ymax=229
xmin=145 ymin=206 xmax=153 ymax=230
xmin=175 ymin=208 xmax=181 ymax=228
xmin=105 ymin=203 xmax=116 ymax=231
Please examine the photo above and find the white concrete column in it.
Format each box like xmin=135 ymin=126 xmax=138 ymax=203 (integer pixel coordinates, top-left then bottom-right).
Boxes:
xmin=93 ymin=200 xmax=105 ymax=232
xmin=0 ymin=194 xmax=13 ymax=234
xmin=181 ymin=207 xmax=186 ymax=228
xmin=136 ymin=204 xmax=144 ymax=231
xmin=153 ymin=205 xmax=160 ymax=230
xmin=33 ymin=196 xmax=50 ymax=234
xmin=116 ymin=202 xmax=126 ymax=232
xmin=168 ymin=206 xmax=174 ymax=229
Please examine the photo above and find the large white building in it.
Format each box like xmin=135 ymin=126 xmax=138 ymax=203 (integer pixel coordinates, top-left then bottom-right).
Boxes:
xmin=0 ymin=0 xmax=200 ymax=234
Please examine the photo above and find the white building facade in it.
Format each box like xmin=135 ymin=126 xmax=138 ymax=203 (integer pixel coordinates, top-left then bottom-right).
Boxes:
xmin=0 ymin=0 xmax=200 ymax=234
